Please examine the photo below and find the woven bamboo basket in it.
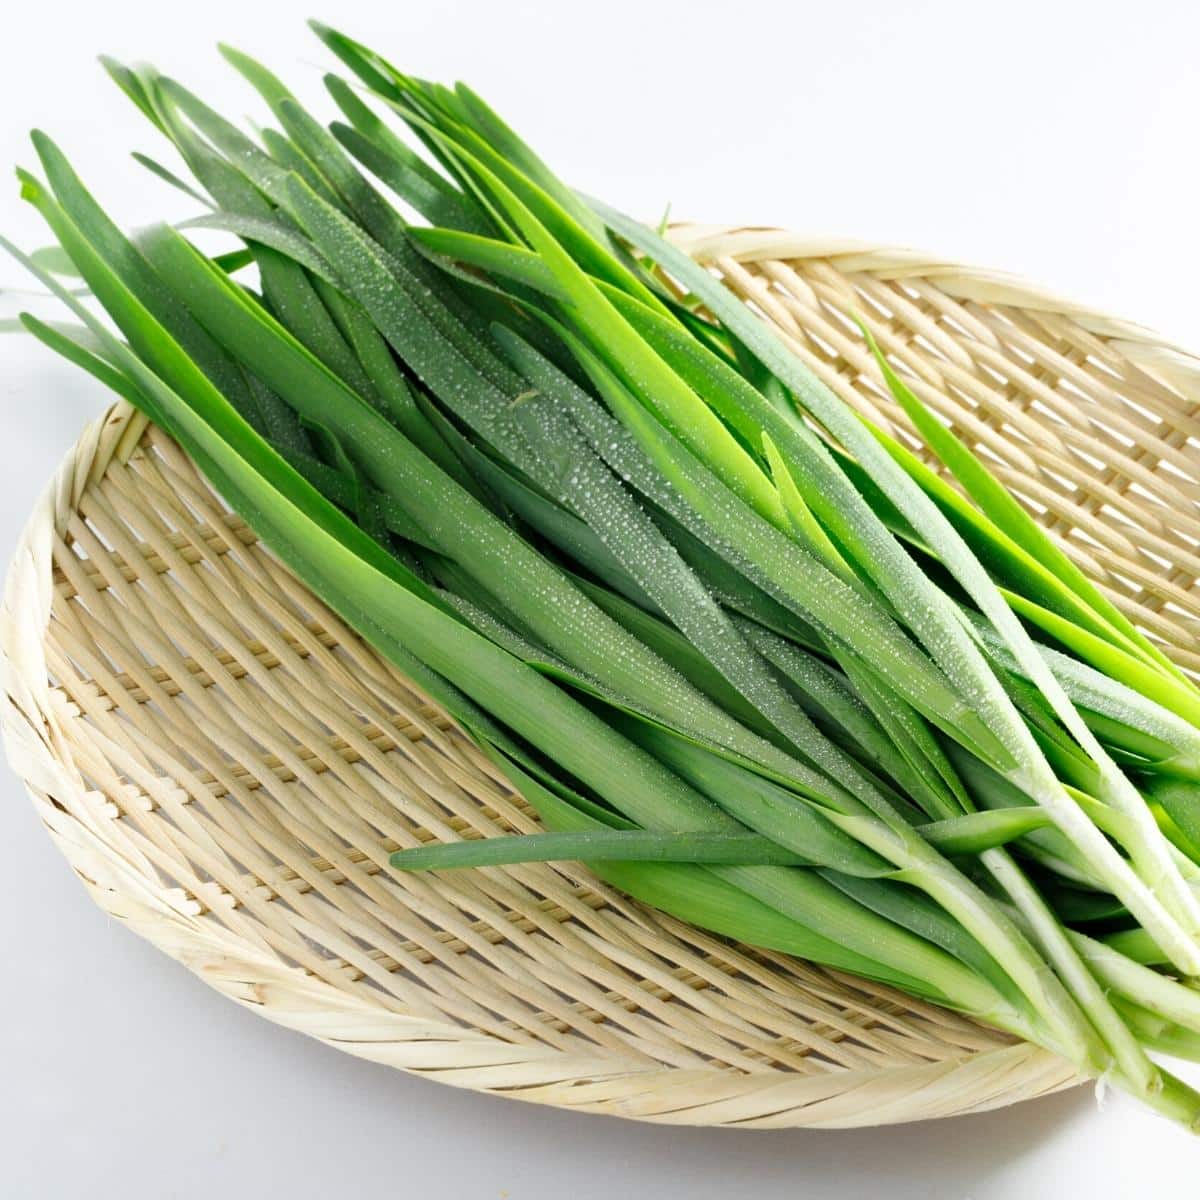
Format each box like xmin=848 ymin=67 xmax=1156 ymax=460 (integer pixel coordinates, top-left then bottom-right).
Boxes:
xmin=5 ymin=225 xmax=1199 ymax=1130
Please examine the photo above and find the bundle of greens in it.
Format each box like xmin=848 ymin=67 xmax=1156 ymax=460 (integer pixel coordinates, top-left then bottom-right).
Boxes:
xmin=8 ymin=20 xmax=1200 ymax=1127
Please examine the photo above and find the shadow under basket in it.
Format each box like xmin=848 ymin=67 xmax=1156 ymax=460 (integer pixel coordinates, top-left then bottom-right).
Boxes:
xmin=4 ymin=225 xmax=1199 ymax=1129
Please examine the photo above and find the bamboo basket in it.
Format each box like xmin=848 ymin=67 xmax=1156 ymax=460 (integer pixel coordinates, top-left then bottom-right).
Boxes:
xmin=4 ymin=226 xmax=1198 ymax=1130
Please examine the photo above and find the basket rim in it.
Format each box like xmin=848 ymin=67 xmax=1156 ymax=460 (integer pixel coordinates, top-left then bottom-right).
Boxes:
xmin=11 ymin=223 xmax=1190 ymax=1129
xmin=667 ymin=223 xmax=1200 ymax=369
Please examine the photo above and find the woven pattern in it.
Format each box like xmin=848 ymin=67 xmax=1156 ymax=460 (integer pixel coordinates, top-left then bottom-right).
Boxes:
xmin=5 ymin=229 xmax=1197 ymax=1129
xmin=673 ymin=227 xmax=1200 ymax=674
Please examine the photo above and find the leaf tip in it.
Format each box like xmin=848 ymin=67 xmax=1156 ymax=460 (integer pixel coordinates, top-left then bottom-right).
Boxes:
xmin=15 ymin=166 xmax=42 ymax=203
xmin=848 ymin=309 xmax=876 ymax=349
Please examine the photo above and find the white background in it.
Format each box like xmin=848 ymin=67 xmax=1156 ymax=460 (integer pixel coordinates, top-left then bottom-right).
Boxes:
xmin=2 ymin=2 xmax=1198 ymax=1195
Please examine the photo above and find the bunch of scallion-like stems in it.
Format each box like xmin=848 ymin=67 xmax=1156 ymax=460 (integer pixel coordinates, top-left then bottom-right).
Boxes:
xmin=7 ymin=20 xmax=1200 ymax=1129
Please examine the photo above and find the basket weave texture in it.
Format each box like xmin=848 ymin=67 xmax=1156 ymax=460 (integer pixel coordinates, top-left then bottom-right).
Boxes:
xmin=4 ymin=227 xmax=1198 ymax=1129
